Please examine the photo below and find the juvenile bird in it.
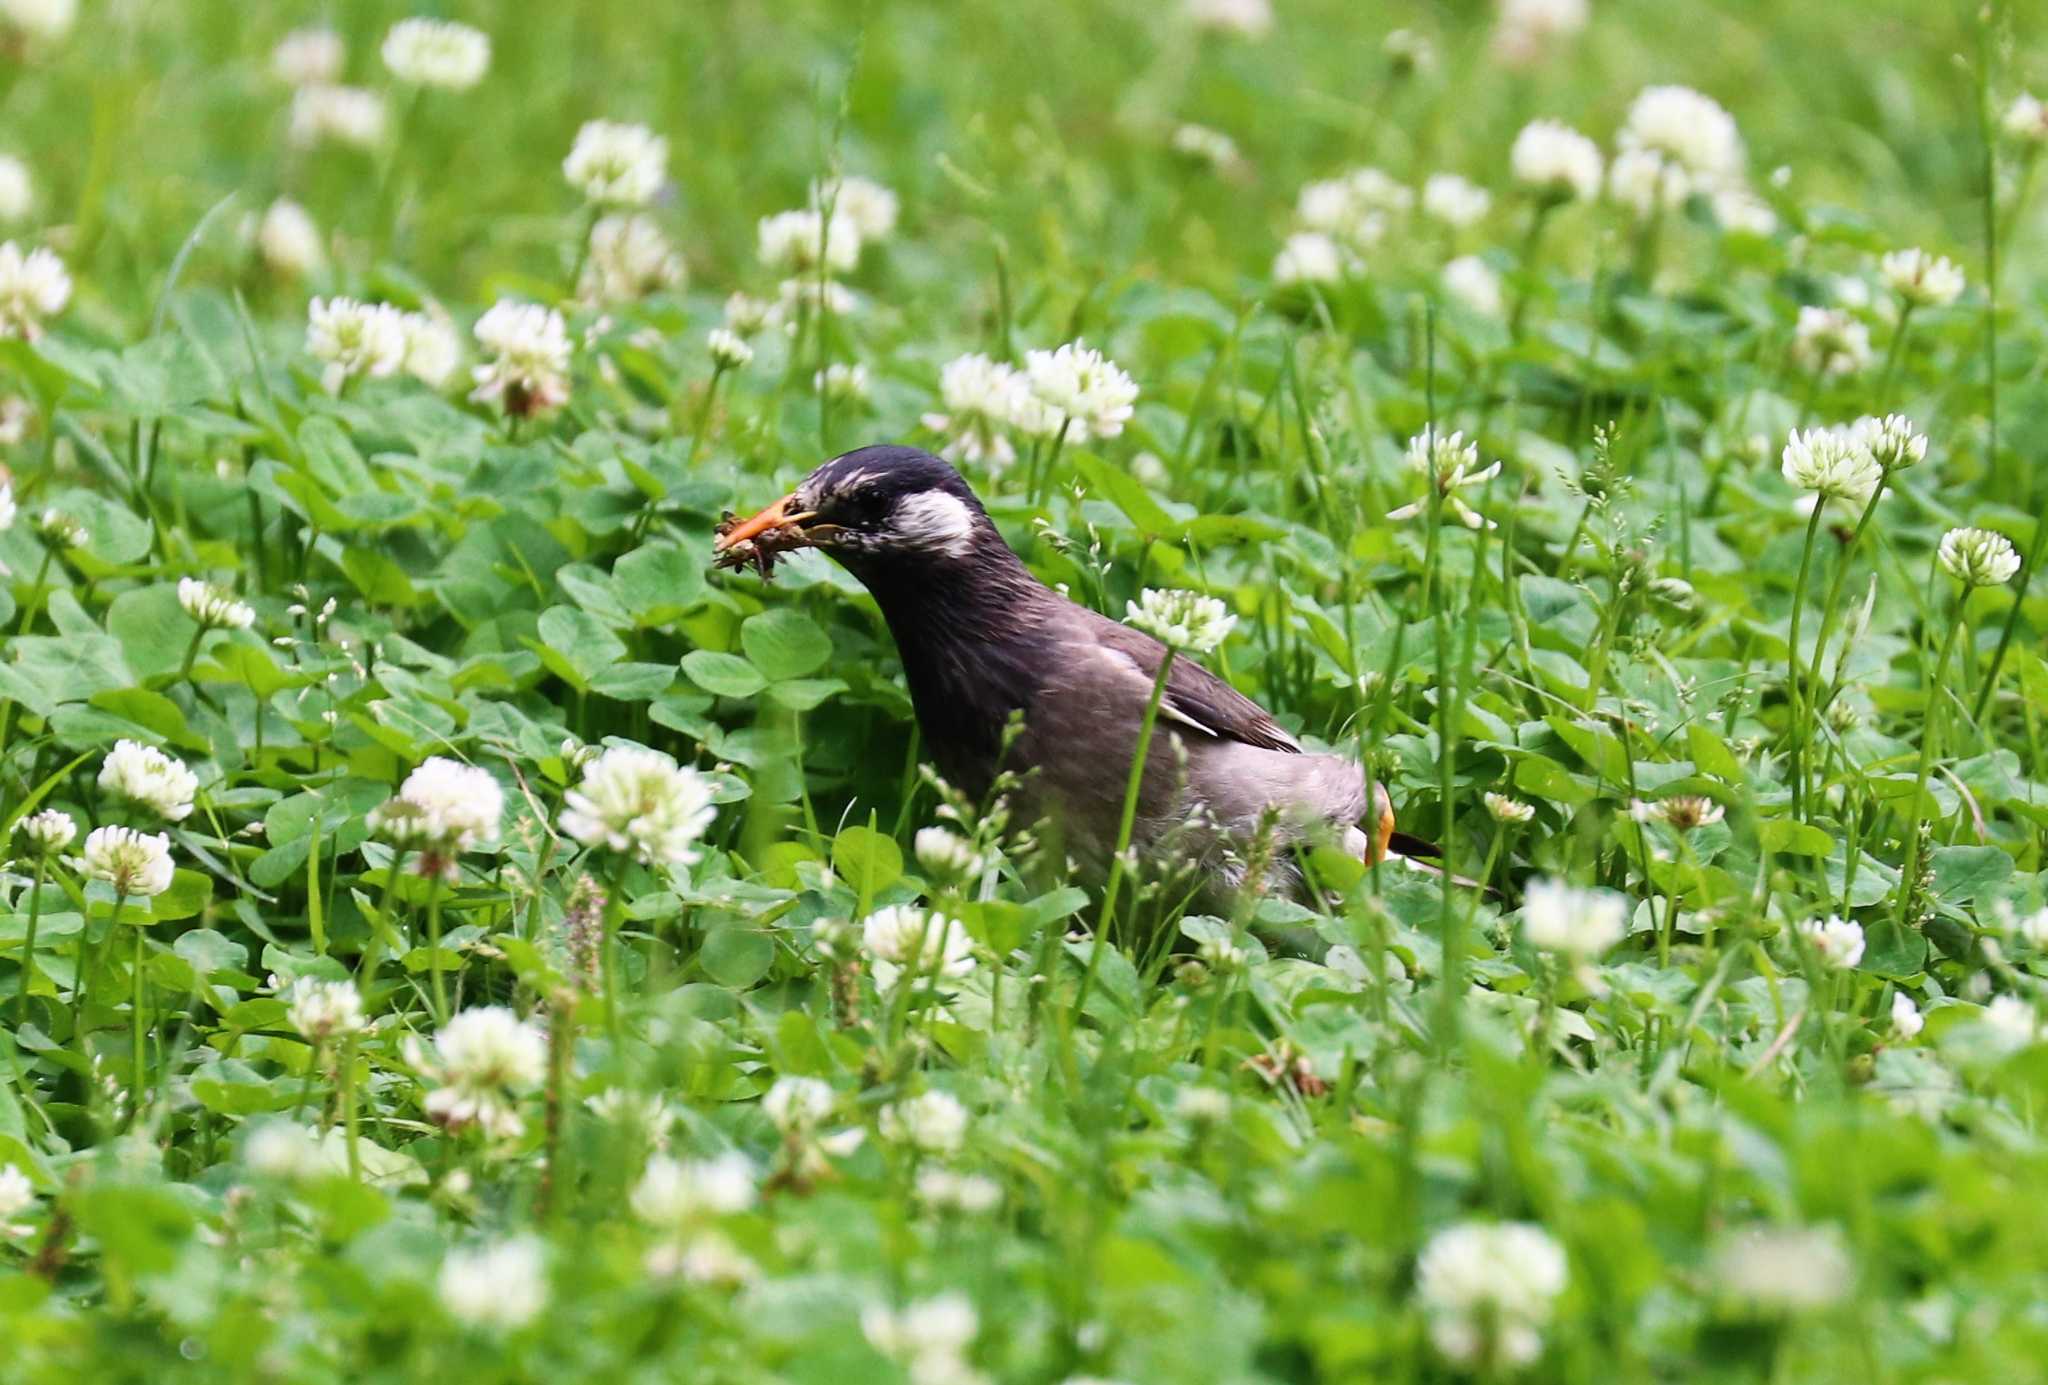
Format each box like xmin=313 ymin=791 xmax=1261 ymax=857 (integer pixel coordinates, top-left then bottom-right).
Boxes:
xmin=715 ymin=445 xmax=1434 ymax=898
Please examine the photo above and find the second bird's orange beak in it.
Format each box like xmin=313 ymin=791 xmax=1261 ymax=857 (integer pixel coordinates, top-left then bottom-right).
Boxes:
xmin=713 ymin=494 xmax=818 ymax=551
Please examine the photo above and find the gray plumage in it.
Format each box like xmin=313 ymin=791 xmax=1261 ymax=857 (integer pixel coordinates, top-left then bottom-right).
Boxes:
xmin=716 ymin=445 xmax=1395 ymax=897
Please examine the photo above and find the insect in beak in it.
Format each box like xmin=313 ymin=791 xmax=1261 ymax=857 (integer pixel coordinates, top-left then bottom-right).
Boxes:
xmin=712 ymin=493 xmax=818 ymax=551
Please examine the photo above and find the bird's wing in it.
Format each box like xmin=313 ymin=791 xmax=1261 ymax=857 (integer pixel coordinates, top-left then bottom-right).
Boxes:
xmin=1081 ymin=611 xmax=1303 ymax=754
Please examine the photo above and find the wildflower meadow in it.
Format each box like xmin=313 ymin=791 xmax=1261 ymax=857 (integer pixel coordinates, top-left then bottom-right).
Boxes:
xmin=4 ymin=0 xmax=2048 ymax=1380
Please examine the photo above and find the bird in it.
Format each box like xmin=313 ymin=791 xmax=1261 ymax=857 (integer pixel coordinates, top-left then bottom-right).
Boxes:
xmin=713 ymin=443 xmax=1439 ymax=901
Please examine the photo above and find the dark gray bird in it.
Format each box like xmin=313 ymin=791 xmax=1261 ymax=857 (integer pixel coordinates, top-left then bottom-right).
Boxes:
xmin=714 ymin=444 xmax=1431 ymax=897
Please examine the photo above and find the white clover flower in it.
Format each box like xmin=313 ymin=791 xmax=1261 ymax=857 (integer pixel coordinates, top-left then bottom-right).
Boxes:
xmin=879 ymin=1089 xmax=969 ymax=1155
xmin=1780 ymin=426 xmax=1880 ymax=501
xmin=863 ymin=1293 xmax=981 ymax=1385
xmin=1182 ymin=0 xmax=1272 ymax=38
xmin=1422 ymin=173 xmax=1492 ymax=229
xmin=1790 ymin=305 xmax=1872 ymax=378
xmin=1295 ymin=178 xmax=1383 ymax=249
xmin=98 ymin=739 xmax=199 ymax=821
xmin=917 ymin=1168 xmax=1003 ymax=1214
xmin=0 ymin=467 xmax=11 ymax=530
xmin=35 ymin=508 xmax=85 ymax=548
xmin=19 ymin=807 xmax=76 ymax=852
xmin=1169 ymin=123 xmax=1240 ymax=170
xmin=921 ymin=353 xmax=1030 ymax=471
xmin=1708 ymin=1225 xmax=1852 ymax=1314
xmin=0 ymin=1164 xmax=37 ymax=1221
xmin=286 ymin=978 xmax=366 ymax=1042
xmin=399 ymin=310 xmax=461 ymax=388
xmin=407 ymin=1005 xmax=547 ymax=1140
xmin=1415 ymin=1221 xmax=1568 ymax=1371
xmin=1490 ymin=0 xmax=1588 ymax=67
xmin=632 ymin=1151 xmax=757 ymax=1227
xmin=273 ymin=27 xmax=344 ymax=86
xmin=1519 ymin=877 xmax=1628 ymax=957
xmin=1981 ymin=994 xmax=2043 ymax=1051
xmin=723 ymin=292 xmax=773 ymax=336
xmin=288 ymin=85 xmax=387 ymax=150
xmin=1442 ymin=255 xmax=1503 ymax=316
xmin=1878 ymin=248 xmax=1964 ymax=308
xmin=1386 ymin=427 xmax=1502 ymax=530
xmin=439 ymin=1238 xmax=547 ymax=1332
xmin=1022 ymin=340 xmax=1138 ymax=442
xmin=306 ymin=296 xmax=407 ymax=394
xmin=1890 ymin=991 xmax=1924 ymax=1040
xmin=0 ymin=0 xmax=74 ymax=41
xmin=1272 ymin=231 xmax=1348 ymax=286
xmin=863 ymin=905 xmax=976 ymax=989
xmin=0 ymin=241 xmax=70 ymax=339
xmin=243 ymin=1120 xmax=327 ymax=1180
xmin=757 ymin=207 xmax=862 ymax=274
xmin=1608 ymin=147 xmax=1692 ymax=220
xmin=0 ymin=155 xmax=32 ymax=221
xmin=469 ymin=299 xmax=571 ymax=417
xmin=811 ymin=174 xmax=899 ymax=241
xmin=255 ymin=199 xmax=321 ymax=278
xmin=1124 ymin=587 xmax=1237 ymax=655
xmin=366 ymin=756 xmax=504 ymax=876
xmin=559 ymin=744 xmax=718 ymax=869
xmin=1630 ymin=795 xmax=1726 ymax=832
xmin=2001 ymin=93 xmax=2048 ymax=143
xmin=75 ymin=826 xmax=175 ymax=897
xmin=1938 ymin=527 xmax=2021 ymax=587
xmin=1849 ymin=413 xmax=1927 ymax=471
xmin=1384 ymin=27 xmax=1435 ymax=75
xmin=1797 ymin=916 xmax=1865 ymax=971
xmin=762 ymin=1075 xmax=837 ymax=1132
xmin=1711 ymin=186 xmax=1778 ymax=238
xmin=2009 ymin=905 xmax=2048 ymax=947
xmin=1175 ymin=1086 xmax=1232 ymax=1122
xmin=0 ymin=395 xmax=28 ymax=446
xmin=1484 ymin=793 xmax=1536 ymax=824
xmin=1510 ymin=119 xmax=1603 ymax=204
xmin=562 ymin=119 xmax=668 ymax=206
xmin=1620 ymin=84 xmax=1745 ymax=182
xmin=769 ymin=275 xmax=858 ymax=331
xmin=914 ymin=826 xmax=983 ymax=883
xmin=706 ymin=327 xmax=754 ymax=370
xmin=177 ymin=576 xmax=256 ymax=631
xmin=381 ymin=18 xmax=490 ymax=90
xmin=814 ymin=362 xmax=870 ymax=402
xmin=580 ymin=213 xmax=685 ymax=303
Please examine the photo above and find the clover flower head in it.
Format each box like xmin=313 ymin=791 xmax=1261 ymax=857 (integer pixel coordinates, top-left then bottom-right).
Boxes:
xmin=562 ymin=119 xmax=668 ymax=207
xmin=380 ymin=18 xmax=491 ymax=90
xmin=559 ymin=744 xmax=718 ymax=869
xmin=1415 ymin=1220 xmax=1568 ymax=1371
xmin=99 ymin=739 xmax=199 ymax=821
xmin=1124 ymin=587 xmax=1237 ymax=654
xmin=1938 ymin=527 xmax=2021 ymax=587
xmin=1519 ymin=877 xmax=1628 ymax=957
xmin=407 ymin=1006 xmax=547 ymax=1140
xmin=75 ymin=826 xmax=176 ymax=898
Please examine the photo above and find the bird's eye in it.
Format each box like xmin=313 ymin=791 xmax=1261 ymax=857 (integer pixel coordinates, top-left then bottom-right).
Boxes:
xmin=829 ymin=489 xmax=889 ymax=528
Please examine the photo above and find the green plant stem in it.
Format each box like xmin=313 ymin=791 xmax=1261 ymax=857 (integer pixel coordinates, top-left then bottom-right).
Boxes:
xmin=1031 ymin=418 xmax=1073 ymax=510
xmin=1896 ymin=600 xmax=1964 ymax=930
xmin=1972 ymin=500 xmax=2048 ymax=723
xmin=686 ymin=364 xmax=727 ymax=465
xmin=1075 ymin=652 xmax=1174 ymax=1022
xmin=1808 ymin=475 xmax=1894 ymax=718
xmin=1874 ymin=304 xmax=1915 ymax=409
xmin=130 ymin=928 xmax=147 ymax=1119
xmin=14 ymin=855 xmax=49 ymax=1024
xmin=1785 ymin=502 xmax=1828 ymax=818
xmin=1507 ymin=200 xmax=1555 ymax=341
xmin=340 ymin=1033 xmax=361 ymax=1181
xmin=603 ymin=857 xmax=630 ymax=1053
xmin=425 ymin=874 xmax=449 ymax=1025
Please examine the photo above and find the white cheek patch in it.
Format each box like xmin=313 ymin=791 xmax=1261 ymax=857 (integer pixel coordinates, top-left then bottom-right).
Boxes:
xmin=893 ymin=491 xmax=978 ymax=557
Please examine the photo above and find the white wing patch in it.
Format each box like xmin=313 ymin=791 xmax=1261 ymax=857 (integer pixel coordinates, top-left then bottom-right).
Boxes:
xmin=894 ymin=491 xmax=978 ymax=557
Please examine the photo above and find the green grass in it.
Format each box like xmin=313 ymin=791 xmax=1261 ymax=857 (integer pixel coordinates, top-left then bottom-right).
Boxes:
xmin=3 ymin=0 xmax=2048 ymax=1380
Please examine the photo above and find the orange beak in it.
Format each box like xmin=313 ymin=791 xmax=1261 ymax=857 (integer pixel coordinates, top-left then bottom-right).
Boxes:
xmin=713 ymin=493 xmax=818 ymax=552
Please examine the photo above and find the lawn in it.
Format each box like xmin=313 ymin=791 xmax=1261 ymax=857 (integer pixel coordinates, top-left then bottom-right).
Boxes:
xmin=3 ymin=0 xmax=2048 ymax=1380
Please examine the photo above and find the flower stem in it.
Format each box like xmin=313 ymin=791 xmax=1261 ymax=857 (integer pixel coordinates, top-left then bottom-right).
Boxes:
xmin=686 ymin=364 xmax=727 ymax=466
xmin=130 ymin=927 xmax=147 ymax=1120
xmin=1808 ymin=475 xmax=1893 ymax=720
xmin=1895 ymin=601 xmax=1963 ymax=931
xmin=425 ymin=874 xmax=449 ymax=1025
xmin=14 ymin=855 xmax=48 ymax=1024
xmin=1875 ymin=303 xmax=1915 ymax=410
xmin=1075 ymin=652 xmax=1174 ymax=1023
xmin=1031 ymin=417 xmax=1073 ymax=510
xmin=1785 ymin=502 xmax=1828 ymax=818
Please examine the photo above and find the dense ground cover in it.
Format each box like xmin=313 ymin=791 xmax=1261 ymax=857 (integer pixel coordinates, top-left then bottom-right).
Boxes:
xmin=3 ymin=0 xmax=2048 ymax=1380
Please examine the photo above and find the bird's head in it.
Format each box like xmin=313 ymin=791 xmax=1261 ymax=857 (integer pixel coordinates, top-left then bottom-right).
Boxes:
xmin=714 ymin=444 xmax=998 ymax=576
